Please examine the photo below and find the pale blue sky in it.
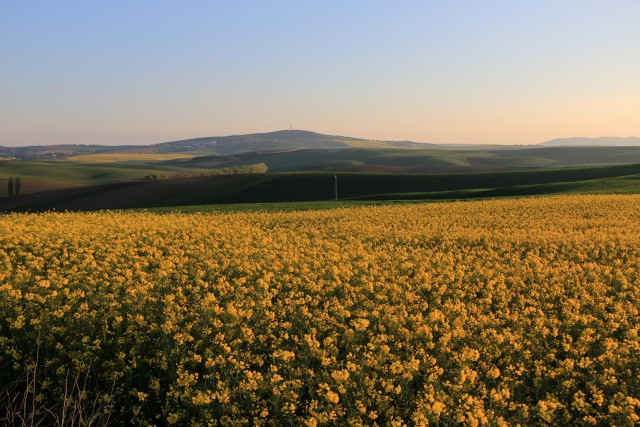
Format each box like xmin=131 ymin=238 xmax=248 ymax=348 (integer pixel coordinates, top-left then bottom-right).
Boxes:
xmin=1 ymin=1 xmax=638 ymax=146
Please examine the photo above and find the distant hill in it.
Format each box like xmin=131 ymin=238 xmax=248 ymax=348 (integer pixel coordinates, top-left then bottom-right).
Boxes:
xmin=0 ymin=130 xmax=433 ymax=159
xmin=541 ymin=137 xmax=640 ymax=147
xmin=154 ymin=130 xmax=433 ymax=155
xmin=3 ymin=131 xmax=640 ymax=160
xmin=0 ymin=144 xmax=127 ymax=160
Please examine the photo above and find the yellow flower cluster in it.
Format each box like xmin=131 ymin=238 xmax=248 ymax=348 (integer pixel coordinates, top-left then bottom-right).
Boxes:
xmin=1 ymin=195 xmax=639 ymax=425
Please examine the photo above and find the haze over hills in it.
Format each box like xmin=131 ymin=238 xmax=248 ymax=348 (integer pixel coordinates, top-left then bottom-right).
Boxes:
xmin=2 ymin=130 xmax=640 ymax=160
xmin=541 ymin=137 xmax=640 ymax=147
xmin=0 ymin=130 xmax=432 ymax=159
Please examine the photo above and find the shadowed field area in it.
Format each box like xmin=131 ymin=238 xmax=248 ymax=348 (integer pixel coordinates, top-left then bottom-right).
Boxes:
xmin=3 ymin=163 xmax=640 ymax=212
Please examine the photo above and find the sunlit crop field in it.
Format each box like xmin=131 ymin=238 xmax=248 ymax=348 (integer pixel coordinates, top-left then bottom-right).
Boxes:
xmin=1 ymin=195 xmax=639 ymax=426
xmin=66 ymin=153 xmax=195 ymax=163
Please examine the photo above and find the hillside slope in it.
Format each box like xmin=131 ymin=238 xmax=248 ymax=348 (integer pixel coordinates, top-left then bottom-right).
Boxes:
xmin=3 ymin=164 xmax=640 ymax=212
xmin=154 ymin=130 xmax=433 ymax=155
xmin=5 ymin=131 xmax=640 ymax=160
xmin=1 ymin=130 xmax=433 ymax=159
xmin=166 ymin=146 xmax=640 ymax=173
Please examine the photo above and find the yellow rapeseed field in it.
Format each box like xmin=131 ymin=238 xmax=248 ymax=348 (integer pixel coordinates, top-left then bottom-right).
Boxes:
xmin=1 ymin=195 xmax=639 ymax=426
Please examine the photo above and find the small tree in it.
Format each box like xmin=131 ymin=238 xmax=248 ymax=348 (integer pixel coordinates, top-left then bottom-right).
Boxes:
xmin=15 ymin=176 xmax=22 ymax=195
xmin=7 ymin=177 xmax=14 ymax=196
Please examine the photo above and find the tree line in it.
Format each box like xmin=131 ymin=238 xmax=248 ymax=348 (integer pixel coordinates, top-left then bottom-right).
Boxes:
xmin=7 ymin=176 xmax=22 ymax=196
xmin=158 ymin=163 xmax=269 ymax=180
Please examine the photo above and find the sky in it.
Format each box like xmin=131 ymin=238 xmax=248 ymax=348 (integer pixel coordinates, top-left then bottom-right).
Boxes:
xmin=1 ymin=1 xmax=638 ymax=146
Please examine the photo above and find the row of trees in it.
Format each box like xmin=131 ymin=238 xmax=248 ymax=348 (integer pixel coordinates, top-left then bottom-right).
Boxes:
xmin=166 ymin=163 xmax=269 ymax=179
xmin=7 ymin=176 xmax=22 ymax=196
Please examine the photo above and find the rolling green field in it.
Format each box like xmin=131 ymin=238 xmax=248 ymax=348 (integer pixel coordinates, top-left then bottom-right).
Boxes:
xmin=66 ymin=153 xmax=196 ymax=163
xmin=2 ymin=163 xmax=640 ymax=212
xmin=166 ymin=146 xmax=640 ymax=173
xmin=3 ymin=134 xmax=640 ymax=212
xmin=0 ymin=160 xmax=185 ymax=191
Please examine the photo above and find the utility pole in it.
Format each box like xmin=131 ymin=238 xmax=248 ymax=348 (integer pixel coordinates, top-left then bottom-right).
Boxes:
xmin=334 ymin=173 xmax=338 ymax=201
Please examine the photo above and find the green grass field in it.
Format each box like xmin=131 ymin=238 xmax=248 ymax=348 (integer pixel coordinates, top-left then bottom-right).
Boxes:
xmin=66 ymin=153 xmax=196 ymax=163
xmin=5 ymin=145 xmax=640 ymax=194
xmin=167 ymin=146 xmax=640 ymax=173
xmin=2 ymin=163 xmax=640 ymax=212
xmin=0 ymin=160 xmax=194 ymax=195
xmin=0 ymin=160 xmax=182 ymax=182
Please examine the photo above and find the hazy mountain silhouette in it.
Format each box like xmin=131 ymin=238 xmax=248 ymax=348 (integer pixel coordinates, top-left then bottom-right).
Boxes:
xmin=3 ymin=131 xmax=640 ymax=159
xmin=541 ymin=137 xmax=640 ymax=147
